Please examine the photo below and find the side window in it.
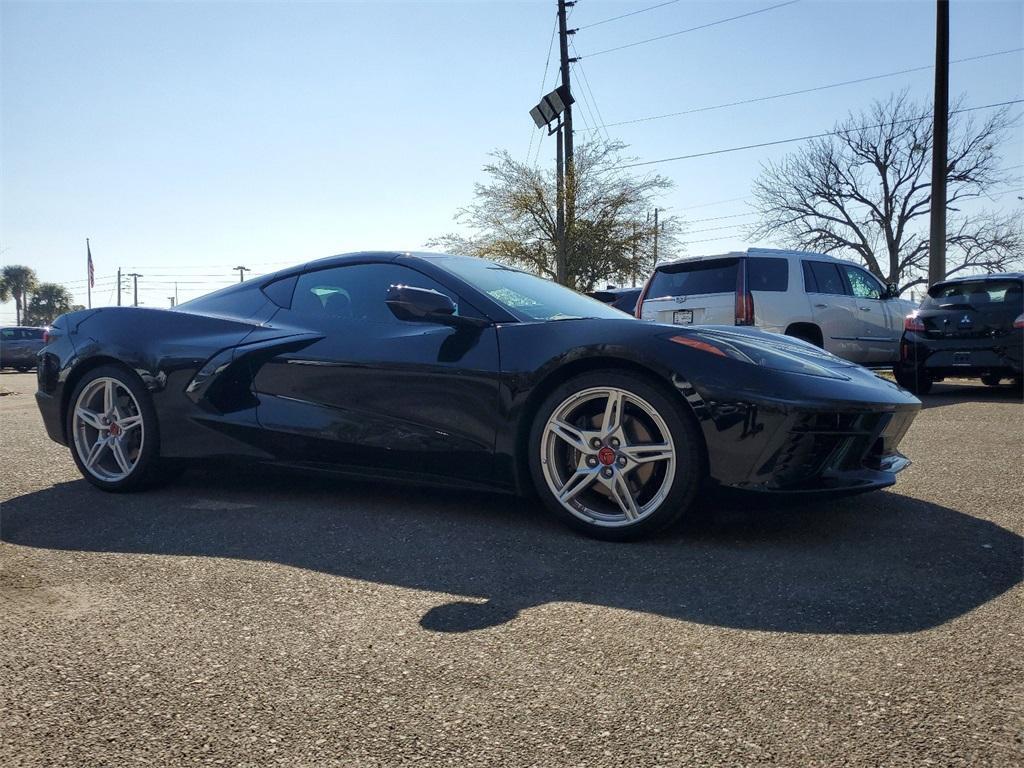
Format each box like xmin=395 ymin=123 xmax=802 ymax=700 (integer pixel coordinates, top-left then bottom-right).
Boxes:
xmin=841 ymin=265 xmax=883 ymax=299
xmin=291 ymin=264 xmax=461 ymax=325
xmin=25 ymin=329 xmax=45 ymax=340
xmin=747 ymin=257 xmax=788 ymax=292
xmin=807 ymin=262 xmax=846 ymax=295
xmin=1 ymin=329 xmax=16 ymax=340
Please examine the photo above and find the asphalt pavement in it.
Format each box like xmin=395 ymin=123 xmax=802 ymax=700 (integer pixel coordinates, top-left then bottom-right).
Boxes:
xmin=1 ymin=370 xmax=1021 ymax=767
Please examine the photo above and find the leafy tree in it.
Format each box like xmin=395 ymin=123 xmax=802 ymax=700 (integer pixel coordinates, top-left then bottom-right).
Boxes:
xmin=0 ymin=264 xmax=39 ymax=325
xmin=24 ymin=282 xmax=73 ymax=326
xmin=749 ymin=92 xmax=1022 ymax=292
xmin=428 ymin=140 xmax=682 ymax=291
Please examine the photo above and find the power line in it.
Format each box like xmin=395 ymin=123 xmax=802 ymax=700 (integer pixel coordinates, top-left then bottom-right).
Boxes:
xmin=528 ymin=15 xmax=559 ymax=165
xmin=578 ymin=0 xmax=682 ymax=31
xmin=687 ymin=211 xmax=757 ymax=224
xmin=581 ymin=0 xmax=801 ymax=59
xmin=570 ymin=42 xmax=611 ymax=143
xmin=680 ymin=195 xmax=753 ymax=210
xmin=618 ymin=99 xmax=1024 ymax=169
xmin=582 ymin=47 xmax=1024 ymax=132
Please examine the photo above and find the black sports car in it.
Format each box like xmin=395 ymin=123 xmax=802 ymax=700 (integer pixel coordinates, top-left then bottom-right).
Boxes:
xmin=36 ymin=252 xmax=920 ymax=540
xmin=895 ymin=273 xmax=1023 ymax=395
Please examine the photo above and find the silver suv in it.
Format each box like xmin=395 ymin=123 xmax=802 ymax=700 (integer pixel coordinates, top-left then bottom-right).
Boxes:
xmin=637 ymin=248 xmax=917 ymax=366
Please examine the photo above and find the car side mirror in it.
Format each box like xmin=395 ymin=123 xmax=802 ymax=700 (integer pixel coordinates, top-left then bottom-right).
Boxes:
xmin=386 ymin=284 xmax=458 ymax=324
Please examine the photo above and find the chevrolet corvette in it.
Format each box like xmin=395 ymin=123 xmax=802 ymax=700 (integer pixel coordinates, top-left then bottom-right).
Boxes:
xmin=36 ymin=252 xmax=921 ymax=540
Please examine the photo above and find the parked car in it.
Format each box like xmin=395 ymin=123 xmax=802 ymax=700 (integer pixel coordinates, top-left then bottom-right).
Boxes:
xmin=35 ymin=251 xmax=919 ymax=541
xmin=587 ymin=286 xmax=642 ymax=315
xmin=894 ymin=273 xmax=1023 ymax=395
xmin=636 ymin=248 xmax=917 ymax=367
xmin=0 ymin=326 xmax=47 ymax=371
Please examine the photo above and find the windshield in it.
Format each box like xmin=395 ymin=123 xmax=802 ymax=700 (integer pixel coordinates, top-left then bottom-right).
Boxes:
xmin=440 ymin=258 xmax=628 ymax=321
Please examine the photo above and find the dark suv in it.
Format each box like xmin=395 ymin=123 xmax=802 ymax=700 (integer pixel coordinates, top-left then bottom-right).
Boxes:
xmin=895 ymin=274 xmax=1023 ymax=394
xmin=0 ymin=326 xmax=47 ymax=372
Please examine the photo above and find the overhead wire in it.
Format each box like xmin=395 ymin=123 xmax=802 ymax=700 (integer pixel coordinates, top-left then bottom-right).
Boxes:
xmin=580 ymin=0 xmax=801 ymax=59
xmin=581 ymin=47 xmax=1024 ymax=132
xmin=577 ymin=0 xmax=682 ymax=31
xmin=617 ymin=99 xmax=1024 ymax=169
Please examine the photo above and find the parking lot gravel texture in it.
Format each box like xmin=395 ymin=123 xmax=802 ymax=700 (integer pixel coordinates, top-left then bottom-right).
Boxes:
xmin=1 ymin=371 xmax=1022 ymax=767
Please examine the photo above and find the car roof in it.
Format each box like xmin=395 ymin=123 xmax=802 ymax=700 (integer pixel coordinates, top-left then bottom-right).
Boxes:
xmin=933 ymin=272 xmax=1024 ymax=285
xmin=655 ymin=247 xmax=856 ymax=270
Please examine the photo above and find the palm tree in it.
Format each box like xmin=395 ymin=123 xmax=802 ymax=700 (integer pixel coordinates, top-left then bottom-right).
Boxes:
xmin=25 ymin=282 xmax=73 ymax=325
xmin=0 ymin=265 xmax=39 ymax=325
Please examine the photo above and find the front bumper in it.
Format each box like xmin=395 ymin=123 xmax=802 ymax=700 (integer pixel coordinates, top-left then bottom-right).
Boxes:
xmin=692 ymin=367 xmax=920 ymax=494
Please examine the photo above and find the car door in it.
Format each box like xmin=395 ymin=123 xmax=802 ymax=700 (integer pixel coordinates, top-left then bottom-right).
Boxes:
xmin=802 ymin=261 xmax=869 ymax=362
xmin=252 ymin=262 xmax=502 ymax=485
xmin=839 ymin=264 xmax=900 ymax=364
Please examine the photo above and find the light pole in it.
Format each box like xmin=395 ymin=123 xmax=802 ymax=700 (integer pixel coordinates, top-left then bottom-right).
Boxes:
xmin=234 ymin=265 xmax=250 ymax=283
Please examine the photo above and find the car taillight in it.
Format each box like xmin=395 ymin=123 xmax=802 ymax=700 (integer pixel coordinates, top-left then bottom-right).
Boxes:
xmin=734 ymin=261 xmax=754 ymax=326
xmin=1015 ymin=313 xmax=1024 ymax=329
xmin=635 ymin=273 xmax=654 ymax=319
xmin=904 ymin=313 xmax=926 ymax=332
xmin=42 ymin=330 xmax=52 ymax=344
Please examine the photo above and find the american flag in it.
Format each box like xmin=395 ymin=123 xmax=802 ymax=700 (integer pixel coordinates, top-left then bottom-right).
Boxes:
xmin=87 ymin=239 xmax=95 ymax=288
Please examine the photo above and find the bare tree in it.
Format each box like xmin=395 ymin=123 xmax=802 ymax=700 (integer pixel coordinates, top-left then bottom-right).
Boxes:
xmin=749 ymin=92 xmax=1022 ymax=292
xmin=427 ymin=140 xmax=682 ymax=292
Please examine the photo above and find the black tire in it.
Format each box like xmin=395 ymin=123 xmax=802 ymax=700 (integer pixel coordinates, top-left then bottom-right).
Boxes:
xmin=528 ymin=369 xmax=705 ymax=542
xmin=981 ymin=374 xmax=1002 ymax=387
xmin=66 ymin=364 xmax=171 ymax=492
xmin=894 ymin=365 xmax=932 ymax=396
xmin=15 ymin=365 xmax=31 ymax=373
xmin=785 ymin=329 xmax=823 ymax=348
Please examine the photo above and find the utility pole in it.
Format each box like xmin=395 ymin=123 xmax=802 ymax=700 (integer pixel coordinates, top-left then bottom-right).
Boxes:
xmin=928 ymin=0 xmax=949 ymax=286
xmin=557 ymin=0 xmax=576 ymax=286
xmin=127 ymin=273 xmax=142 ymax=307
xmin=653 ymin=208 xmax=659 ymax=265
xmin=555 ymin=128 xmax=566 ymax=285
xmin=234 ymin=265 xmax=250 ymax=283
xmin=167 ymin=296 xmax=176 ymax=307
xmin=116 ymin=267 xmax=122 ymax=306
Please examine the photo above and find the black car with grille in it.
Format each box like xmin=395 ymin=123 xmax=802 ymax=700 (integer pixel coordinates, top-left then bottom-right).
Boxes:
xmin=895 ymin=273 xmax=1023 ymax=394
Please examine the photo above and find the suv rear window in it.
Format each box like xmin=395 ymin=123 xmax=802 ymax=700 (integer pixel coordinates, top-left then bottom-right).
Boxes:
xmin=803 ymin=261 xmax=846 ymax=295
xmin=648 ymin=258 xmax=738 ymax=299
xmin=747 ymin=257 xmax=788 ymax=292
xmin=924 ymin=280 xmax=1023 ymax=310
xmin=23 ymin=328 xmax=45 ymax=339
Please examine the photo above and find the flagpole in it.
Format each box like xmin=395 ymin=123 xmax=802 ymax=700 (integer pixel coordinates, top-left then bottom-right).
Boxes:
xmin=86 ymin=238 xmax=92 ymax=309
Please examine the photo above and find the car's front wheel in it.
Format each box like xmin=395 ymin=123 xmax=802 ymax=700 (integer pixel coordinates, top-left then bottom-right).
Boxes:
xmin=529 ymin=370 xmax=705 ymax=541
xmin=894 ymin=364 xmax=932 ymax=395
xmin=67 ymin=364 xmax=168 ymax=492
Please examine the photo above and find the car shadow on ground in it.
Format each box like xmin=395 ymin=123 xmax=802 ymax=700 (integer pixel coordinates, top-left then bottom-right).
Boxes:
xmin=918 ymin=381 xmax=1023 ymax=409
xmin=2 ymin=468 xmax=1020 ymax=635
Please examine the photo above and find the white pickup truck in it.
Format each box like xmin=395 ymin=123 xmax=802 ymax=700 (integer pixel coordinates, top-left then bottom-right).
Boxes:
xmin=637 ymin=248 xmax=917 ymax=366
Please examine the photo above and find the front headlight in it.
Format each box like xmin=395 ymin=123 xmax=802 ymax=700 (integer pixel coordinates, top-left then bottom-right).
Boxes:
xmin=665 ymin=330 xmax=851 ymax=380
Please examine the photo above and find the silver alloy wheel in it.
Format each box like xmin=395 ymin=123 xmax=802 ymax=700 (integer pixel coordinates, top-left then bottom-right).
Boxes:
xmin=540 ymin=386 xmax=676 ymax=527
xmin=72 ymin=376 xmax=145 ymax=482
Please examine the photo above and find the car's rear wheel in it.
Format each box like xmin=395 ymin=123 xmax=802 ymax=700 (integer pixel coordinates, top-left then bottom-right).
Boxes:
xmin=894 ymin=365 xmax=932 ymax=395
xmin=67 ymin=365 xmax=168 ymax=492
xmin=981 ymin=374 xmax=1002 ymax=387
xmin=528 ymin=370 xmax=704 ymax=541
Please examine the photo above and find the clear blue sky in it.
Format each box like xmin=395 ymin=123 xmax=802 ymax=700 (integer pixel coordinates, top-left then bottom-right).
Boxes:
xmin=2 ymin=0 xmax=1021 ymax=315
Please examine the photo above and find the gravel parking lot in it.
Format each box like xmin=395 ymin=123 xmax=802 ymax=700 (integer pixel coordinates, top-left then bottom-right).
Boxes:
xmin=1 ymin=369 xmax=1021 ymax=767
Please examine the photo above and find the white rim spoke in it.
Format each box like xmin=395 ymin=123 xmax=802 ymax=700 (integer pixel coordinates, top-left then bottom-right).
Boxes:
xmin=118 ymin=415 xmax=143 ymax=432
xmin=548 ymin=419 xmax=589 ymax=453
xmin=103 ymin=380 xmax=115 ymax=414
xmin=75 ymin=407 xmax=105 ymax=430
xmin=109 ymin=440 xmax=133 ymax=474
xmin=557 ymin=469 xmax=597 ymax=504
xmin=609 ymin=474 xmax=640 ymax=520
xmin=601 ymin=390 xmax=624 ymax=435
xmin=84 ymin=438 xmax=108 ymax=468
xmin=621 ymin=443 xmax=674 ymax=465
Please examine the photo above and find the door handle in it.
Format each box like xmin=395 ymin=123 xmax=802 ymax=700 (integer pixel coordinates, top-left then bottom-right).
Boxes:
xmin=859 ymin=307 xmax=872 ymax=312
xmin=814 ymin=303 xmax=828 ymax=308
